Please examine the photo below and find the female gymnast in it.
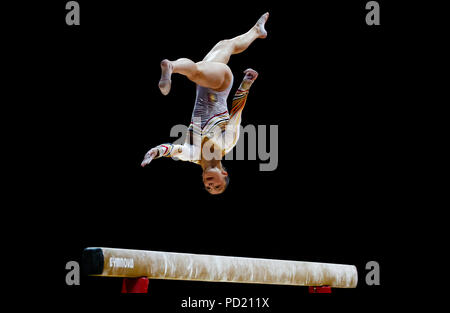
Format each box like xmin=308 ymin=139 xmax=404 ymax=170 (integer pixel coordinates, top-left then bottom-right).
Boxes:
xmin=141 ymin=12 xmax=269 ymax=195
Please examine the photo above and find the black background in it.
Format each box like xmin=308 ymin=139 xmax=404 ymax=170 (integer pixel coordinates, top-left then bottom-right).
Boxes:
xmin=9 ymin=0 xmax=410 ymax=310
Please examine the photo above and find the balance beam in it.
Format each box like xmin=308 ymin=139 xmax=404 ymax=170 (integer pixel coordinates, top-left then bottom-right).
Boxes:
xmin=82 ymin=247 xmax=358 ymax=289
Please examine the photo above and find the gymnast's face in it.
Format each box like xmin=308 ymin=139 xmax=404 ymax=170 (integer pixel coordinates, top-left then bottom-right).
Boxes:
xmin=203 ymin=168 xmax=228 ymax=195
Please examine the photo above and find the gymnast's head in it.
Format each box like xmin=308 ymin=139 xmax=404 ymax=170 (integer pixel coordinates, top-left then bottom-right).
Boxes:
xmin=202 ymin=165 xmax=229 ymax=195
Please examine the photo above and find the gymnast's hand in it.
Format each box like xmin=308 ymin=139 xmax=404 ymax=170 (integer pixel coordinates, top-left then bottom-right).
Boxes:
xmin=141 ymin=148 xmax=158 ymax=167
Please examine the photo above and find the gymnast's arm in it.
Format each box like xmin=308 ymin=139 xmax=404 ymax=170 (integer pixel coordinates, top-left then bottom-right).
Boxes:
xmin=223 ymin=69 xmax=257 ymax=153
xmin=141 ymin=141 xmax=199 ymax=167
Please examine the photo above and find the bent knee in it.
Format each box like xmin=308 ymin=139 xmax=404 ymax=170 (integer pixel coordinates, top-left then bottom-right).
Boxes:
xmin=186 ymin=63 xmax=202 ymax=81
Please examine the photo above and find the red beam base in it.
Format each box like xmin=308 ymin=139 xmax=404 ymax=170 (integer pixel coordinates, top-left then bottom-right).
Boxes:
xmin=309 ymin=286 xmax=332 ymax=293
xmin=121 ymin=277 xmax=149 ymax=293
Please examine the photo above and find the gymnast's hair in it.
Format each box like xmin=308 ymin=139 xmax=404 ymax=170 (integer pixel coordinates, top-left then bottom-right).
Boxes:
xmin=221 ymin=165 xmax=230 ymax=194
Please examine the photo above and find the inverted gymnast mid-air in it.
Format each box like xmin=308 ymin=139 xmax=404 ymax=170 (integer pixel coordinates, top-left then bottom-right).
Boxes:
xmin=141 ymin=12 xmax=269 ymax=194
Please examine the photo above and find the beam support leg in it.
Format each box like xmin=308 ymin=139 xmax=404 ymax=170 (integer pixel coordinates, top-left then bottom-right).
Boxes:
xmin=121 ymin=277 xmax=149 ymax=293
xmin=309 ymin=286 xmax=332 ymax=293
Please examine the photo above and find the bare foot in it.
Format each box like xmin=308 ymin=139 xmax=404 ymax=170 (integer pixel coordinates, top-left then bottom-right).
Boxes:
xmin=255 ymin=12 xmax=269 ymax=39
xmin=158 ymin=59 xmax=173 ymax=96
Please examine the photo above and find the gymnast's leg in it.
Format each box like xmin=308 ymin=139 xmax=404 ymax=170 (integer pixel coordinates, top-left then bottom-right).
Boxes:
xmin=159 ymin=59 xmax=232 ymax=94
xmin=158 ymin=12 xmax=269 ymax=95
xmin=202 ymin=12 xmax=269 ymax=64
